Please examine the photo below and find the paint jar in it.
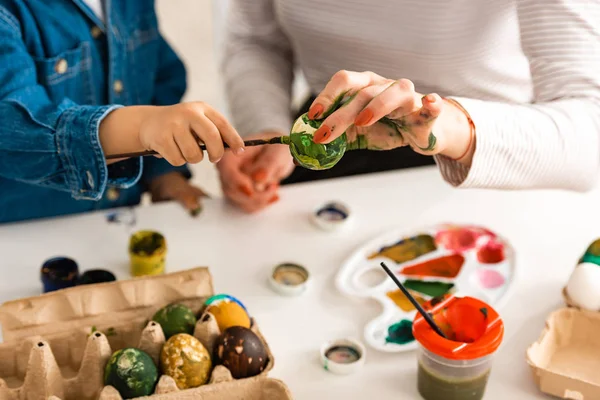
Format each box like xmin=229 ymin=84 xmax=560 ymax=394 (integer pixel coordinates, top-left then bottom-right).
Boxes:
xmin=40 ymin=257 xmax=79 ymax=293
xmin=78 ymin=269 xmax=117 ymax=285
xmin=412 ymin=295 xmax=504 ymax=400
xmin=128 ymin=230 xmax=166 ymax=277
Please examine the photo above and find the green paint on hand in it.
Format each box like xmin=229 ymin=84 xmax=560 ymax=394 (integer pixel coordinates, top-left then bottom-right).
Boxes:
xmin=417 ymin=132 xmax=437 ymax=152
xmin=386 ymin=319 xmax=415 ymax=345
xmin=403 ymin=280 xmax=455 ymax=298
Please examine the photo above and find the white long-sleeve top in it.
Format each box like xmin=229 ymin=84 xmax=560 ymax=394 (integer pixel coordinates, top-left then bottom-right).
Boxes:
xmin=221 ymin=0 xmax=600 ymax=191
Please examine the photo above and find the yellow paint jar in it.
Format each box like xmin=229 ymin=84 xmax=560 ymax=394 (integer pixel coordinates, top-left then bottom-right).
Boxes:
xmin=129 ymin=230 xmax=166 ymax=277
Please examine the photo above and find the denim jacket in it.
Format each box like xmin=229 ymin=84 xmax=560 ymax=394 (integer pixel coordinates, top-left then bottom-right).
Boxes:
xmin=0 ymin=0 xmax=190 ymax=223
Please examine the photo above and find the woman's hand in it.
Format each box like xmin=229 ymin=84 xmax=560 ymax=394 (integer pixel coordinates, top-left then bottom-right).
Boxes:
xmin=307 ymin=70 xmax=474 ymax=164
xmin=217 ymin=132 xmax=294 ymax=213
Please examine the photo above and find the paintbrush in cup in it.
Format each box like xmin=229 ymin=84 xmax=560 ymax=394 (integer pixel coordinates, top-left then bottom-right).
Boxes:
xmin=379 ymin=261 xmax=447 ymax=339
xmin=105 ymin=136 xmax=287 ymax=160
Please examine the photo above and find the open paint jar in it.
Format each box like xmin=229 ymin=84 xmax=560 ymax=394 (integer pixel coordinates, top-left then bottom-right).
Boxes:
xmin=412 ymin=295 xmax=504 ymax=400
xmin=78 ymin=269 xmax=117 ymax=285
xmin=320 ymin=338 xmax=366 ymax=374
xmin=269 ymin=263 xmax=310 ymax=296
xmin=128 ymin=230 xmax=167 ymax=277
xmin=40 ymin=257 xmax=79 ymax=293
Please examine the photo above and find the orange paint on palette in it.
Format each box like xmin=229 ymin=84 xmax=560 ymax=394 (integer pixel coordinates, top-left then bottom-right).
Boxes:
xmin=386 ymin=289 xmax=426 ymax=312
xmin=400 ymin=254 xmax=465 ymax=278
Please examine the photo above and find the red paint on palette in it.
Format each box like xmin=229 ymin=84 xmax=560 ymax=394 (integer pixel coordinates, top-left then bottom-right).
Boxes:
xmin=435 ymin=228 xmax=480 ymax=252
xmin=401 ymin=254 xmax=465 ymax=278
xmin=477 ymin=240 xmax=505 ymax=264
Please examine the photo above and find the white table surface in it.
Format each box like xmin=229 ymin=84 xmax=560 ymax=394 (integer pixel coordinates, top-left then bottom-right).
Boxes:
xmin=1 ymin=166 xmax=599 ymax=399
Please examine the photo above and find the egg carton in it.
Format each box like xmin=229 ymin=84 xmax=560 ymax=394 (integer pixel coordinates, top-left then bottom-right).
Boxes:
xmin=0 ymin=267 xmax=293 ymax=400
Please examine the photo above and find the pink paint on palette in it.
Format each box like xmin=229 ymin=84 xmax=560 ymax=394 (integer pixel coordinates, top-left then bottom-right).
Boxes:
xmin=476 ymin=269 xmax=505 ymax=289
xmin=435 ymin=226 xmax=496 ymax=253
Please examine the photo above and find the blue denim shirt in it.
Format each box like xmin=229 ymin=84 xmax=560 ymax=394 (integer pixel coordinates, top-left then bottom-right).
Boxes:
xmin=0 ymin=0 xmax=190 ymax=223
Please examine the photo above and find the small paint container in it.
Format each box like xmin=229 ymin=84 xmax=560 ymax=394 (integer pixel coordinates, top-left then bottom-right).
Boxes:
xmin=320 ymin=338 xmax=366 ymax=374
xmin=128 ymin=230 xmax=167 ymax=277
xmin=78 ymin=269 xmax=117 ymax=285
xmin=413 ymin=295 xmax=504 ymax=400
xmin=40 ymin=257 xmax=79 ymax=293
xmin=311 ymin=201 xmax=350 ymax=231
xmin=269 ymin=263 xmax=310 ymax=296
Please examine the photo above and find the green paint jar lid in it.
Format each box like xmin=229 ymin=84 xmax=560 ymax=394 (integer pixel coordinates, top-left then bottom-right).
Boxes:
xmin=268 ymin=263 xmax=310 ymax=296
xmin=320 ymin=338 xmax=366 ymax=374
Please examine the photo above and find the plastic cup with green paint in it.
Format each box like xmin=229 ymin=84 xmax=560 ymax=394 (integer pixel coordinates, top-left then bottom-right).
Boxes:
xmin=412 ymin=295 xmax=504 ymax=400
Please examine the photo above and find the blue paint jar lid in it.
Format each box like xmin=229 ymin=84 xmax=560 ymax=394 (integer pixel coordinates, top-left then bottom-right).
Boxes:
xmin=311 ymin=201 xmax=351 ymax=231
xmin=40 ymin=257 xmax=79 ymax=293
xmin=320 ymin=338 xmax=366 ymax=374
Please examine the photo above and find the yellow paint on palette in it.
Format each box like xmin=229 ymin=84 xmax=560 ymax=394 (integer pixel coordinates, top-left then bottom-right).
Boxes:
xmin=368 ymin=234 xmax=436 ymax=264
xmin=386 ymin=289 xmax=426 ymax=312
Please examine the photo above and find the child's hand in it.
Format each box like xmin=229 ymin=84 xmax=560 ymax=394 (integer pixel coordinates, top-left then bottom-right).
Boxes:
xmin=139 ymin=102 xmax=245 ymax=166
xmin=149 ymin=171 xmax=207 ymax=214
xmin=100 ymin=102 xmax=245 ymax=167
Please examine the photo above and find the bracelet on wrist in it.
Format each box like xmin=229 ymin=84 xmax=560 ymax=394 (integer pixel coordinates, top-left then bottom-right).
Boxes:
xmin=443 ymin=97 xmax=475 ymax=162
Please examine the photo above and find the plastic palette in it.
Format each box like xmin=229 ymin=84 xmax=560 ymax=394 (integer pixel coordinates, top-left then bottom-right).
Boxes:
xmin=335 ymin=223 xmax=516 ymax=352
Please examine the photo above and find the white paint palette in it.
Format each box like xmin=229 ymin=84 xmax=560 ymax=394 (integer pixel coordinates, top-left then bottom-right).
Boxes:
xmin=335 ymin=223 xmax=517 ymax=352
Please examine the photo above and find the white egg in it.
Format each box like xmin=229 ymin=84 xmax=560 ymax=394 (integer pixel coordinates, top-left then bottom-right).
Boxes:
xmin=566 ymin=262 xmax=600 ymax=311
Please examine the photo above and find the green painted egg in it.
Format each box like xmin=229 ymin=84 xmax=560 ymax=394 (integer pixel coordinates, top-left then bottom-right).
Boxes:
xmin=152 ymin=303 xmax=197 ymax=339
xmin=160 ymin=333 xmax=212 ymax=389
xmin=104 ymin=348 xmax=158 ymax=398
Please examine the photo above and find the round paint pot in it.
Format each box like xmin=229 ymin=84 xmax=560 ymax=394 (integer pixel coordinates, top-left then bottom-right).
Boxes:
xmin=128 ymin=230 xmax=167 ymax=277
xmin=268 ymin=263 xmax=310 ymax=296
xmin=320 ymin=338 xmax=366 ymax=374
xmin=41 ymin=257 xmax=79 ymax=293
xmin=78 ymin=269 xmax=117 ymax=285
xmin=311 ymin=201 xmax=351 ymax=231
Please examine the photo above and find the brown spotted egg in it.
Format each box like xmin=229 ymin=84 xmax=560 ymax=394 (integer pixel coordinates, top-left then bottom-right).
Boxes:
xmin=213 ymin=326 xmax=268 ymax=379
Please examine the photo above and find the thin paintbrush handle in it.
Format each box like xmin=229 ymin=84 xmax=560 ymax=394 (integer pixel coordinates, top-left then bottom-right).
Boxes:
xmin=380 ymin=262 xmax=447 ymax=339
xmin=105 ymin=137 xmax=286 ymax=160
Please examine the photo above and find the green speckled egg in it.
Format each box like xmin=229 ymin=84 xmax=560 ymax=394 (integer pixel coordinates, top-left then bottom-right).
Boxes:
xmin=160 ymin=333 xmax=212 ymax=389
xmin=104 ymin=348 xmax=158 ymax=398
xmin=152 ymin=303 xmax=197 ymax=339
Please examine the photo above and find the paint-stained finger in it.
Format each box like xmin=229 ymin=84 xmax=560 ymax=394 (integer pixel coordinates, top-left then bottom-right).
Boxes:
xmin=308 ymin=70 xmax=386 ymax=120
xmin=355 ymin=79 xmax=418 ymax=128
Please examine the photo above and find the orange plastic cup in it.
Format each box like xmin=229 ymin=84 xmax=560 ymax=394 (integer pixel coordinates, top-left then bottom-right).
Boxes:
xmin=412 ymin=295 xmax=504 ymax=400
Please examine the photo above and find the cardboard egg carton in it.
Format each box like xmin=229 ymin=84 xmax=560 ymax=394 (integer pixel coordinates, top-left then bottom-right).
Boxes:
xmin=0 ymin=267 xmax=293 ymax=400
xmin=526 ymin=307 xmax=600 ymax=399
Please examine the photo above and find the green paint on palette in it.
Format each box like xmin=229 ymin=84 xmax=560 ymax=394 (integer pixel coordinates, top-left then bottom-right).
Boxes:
xmin=386 ymin=319 xmax=415 ymax=345
xmin=403 ymin=280 xmax=455 ymax=298
xmin=580 ymin=253 xmax=600 ymax=266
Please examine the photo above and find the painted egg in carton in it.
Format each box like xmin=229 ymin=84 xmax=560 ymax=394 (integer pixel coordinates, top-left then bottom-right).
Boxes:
xmin=0 ymin=268 xmax=292 ymax=400
xmin=563 ymin=238 xmax=600 ymax=312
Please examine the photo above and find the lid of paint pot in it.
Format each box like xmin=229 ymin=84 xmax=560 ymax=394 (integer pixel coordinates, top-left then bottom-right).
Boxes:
xmin=412 ymin=295 xmax=504 ymax=360
xmin=320 ymin=338 xmax=365 ymax=374
xmin=311 ymin=201 xmax=351 ymax=231
xmin=268 ymin=263 xmax=310 ymax=296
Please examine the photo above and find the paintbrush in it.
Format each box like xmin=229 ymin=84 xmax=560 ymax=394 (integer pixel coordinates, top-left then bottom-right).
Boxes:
xmin=105 ymin=136 xmax=288 ymax=160
xmin=379 ymin=261 xmax=447 ymax=339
